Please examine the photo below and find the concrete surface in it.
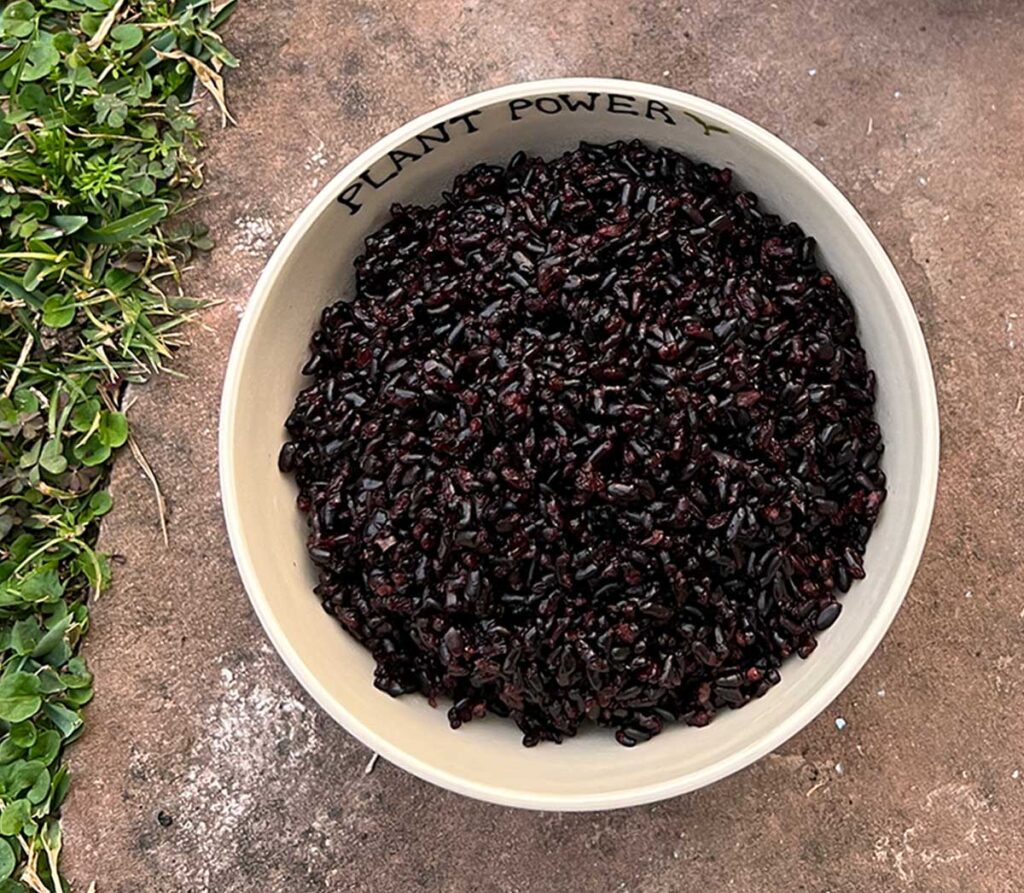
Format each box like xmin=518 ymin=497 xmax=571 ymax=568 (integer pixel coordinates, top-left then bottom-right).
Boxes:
xmin=61 ymin=1 xmax=1024 ymax=891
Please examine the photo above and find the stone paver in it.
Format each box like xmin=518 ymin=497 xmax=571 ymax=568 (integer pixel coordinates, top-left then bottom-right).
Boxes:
xmin=63 ymin=2 xmax=1024 ymax=891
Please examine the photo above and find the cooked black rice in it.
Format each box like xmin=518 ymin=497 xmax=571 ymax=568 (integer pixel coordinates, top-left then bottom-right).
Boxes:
xmin=280 ymin=140 xmax=886 ymax=746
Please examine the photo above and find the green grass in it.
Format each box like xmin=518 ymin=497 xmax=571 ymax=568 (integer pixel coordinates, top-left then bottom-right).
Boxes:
xmin=0 ymin=2 xmax=235 ymax=889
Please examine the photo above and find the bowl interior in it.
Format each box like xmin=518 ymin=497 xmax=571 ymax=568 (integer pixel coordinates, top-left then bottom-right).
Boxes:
xmin=221 ymin=81 xmax=936 ymax=809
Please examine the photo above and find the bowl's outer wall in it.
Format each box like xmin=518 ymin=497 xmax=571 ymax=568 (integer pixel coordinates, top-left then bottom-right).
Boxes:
xmin=220 ymin=80 xmax=938 ymax=810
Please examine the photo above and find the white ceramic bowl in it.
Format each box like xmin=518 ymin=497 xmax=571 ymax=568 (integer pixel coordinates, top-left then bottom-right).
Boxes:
xmin=220 ymin=78 xmax=939 ymax=810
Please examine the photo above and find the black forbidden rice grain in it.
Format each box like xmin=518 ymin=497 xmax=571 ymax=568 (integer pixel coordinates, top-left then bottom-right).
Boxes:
xmin=280 ymin=140 xmax=886 ymax=746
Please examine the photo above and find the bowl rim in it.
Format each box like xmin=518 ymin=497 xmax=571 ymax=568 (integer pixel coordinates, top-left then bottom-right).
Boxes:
xmin=219 ymin=77 xmax=940 ymax=811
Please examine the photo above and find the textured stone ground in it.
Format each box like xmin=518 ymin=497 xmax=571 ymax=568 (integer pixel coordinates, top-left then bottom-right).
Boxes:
xmin=62 ymin=1 xmax=1024 ymax=891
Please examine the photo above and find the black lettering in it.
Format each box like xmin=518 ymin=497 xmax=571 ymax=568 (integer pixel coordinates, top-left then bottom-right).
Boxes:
xmin=337 ymin=182 xmax=363 ymax=215
xmin=414 ymin=122 xmax=451 ymax=155
xmin=360 ymin=165 xmax=398 ymax=189
xmin=448 ymin=110 xmax=482 ymax=133
xmin=535 ymin=97 xmax=561 ymax=114
xmin=387 ymin=147 xmax=421 ymax=171
xmin=645 ymin=99 xmax=676 ymax=125
xmin=559 ymin=92 xmax=599 ymax=112
xmin=607 ymin=93 xmax=639 ymax=116
xmin=508 ymin=99 xmax=533 ymax=121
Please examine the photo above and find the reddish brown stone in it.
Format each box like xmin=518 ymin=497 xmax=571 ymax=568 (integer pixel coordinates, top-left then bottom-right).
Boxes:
xmin=63 ymin=2 xmax=1024 ymax=891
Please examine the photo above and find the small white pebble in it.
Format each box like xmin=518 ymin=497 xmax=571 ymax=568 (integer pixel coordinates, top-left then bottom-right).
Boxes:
xmin=917 ymin=177 xmax=927 ymax=186
xmin=835 ymin=717 xmax=847 ymax=730
xmin=877 ymin=689 xmax=886 ymax=697
xmin=673 ymin=850 xmax=680 ymax=859
xmin=808 ymin=68 xmax=817 ymax=76
xmin=1012 ymin=770 xmax=1020 ymax=780
xmin=965 ymin=589 xmax=973 ymax=599
xmin=364 ymin=752 xmax=380 ymax=775
xmin=662 ymin=70 xmax=671 ymax=77
xmin=834 ymin=762 xmax=844 ymax=775
xmin=894 ymin=90 xmax=902 ymax=98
